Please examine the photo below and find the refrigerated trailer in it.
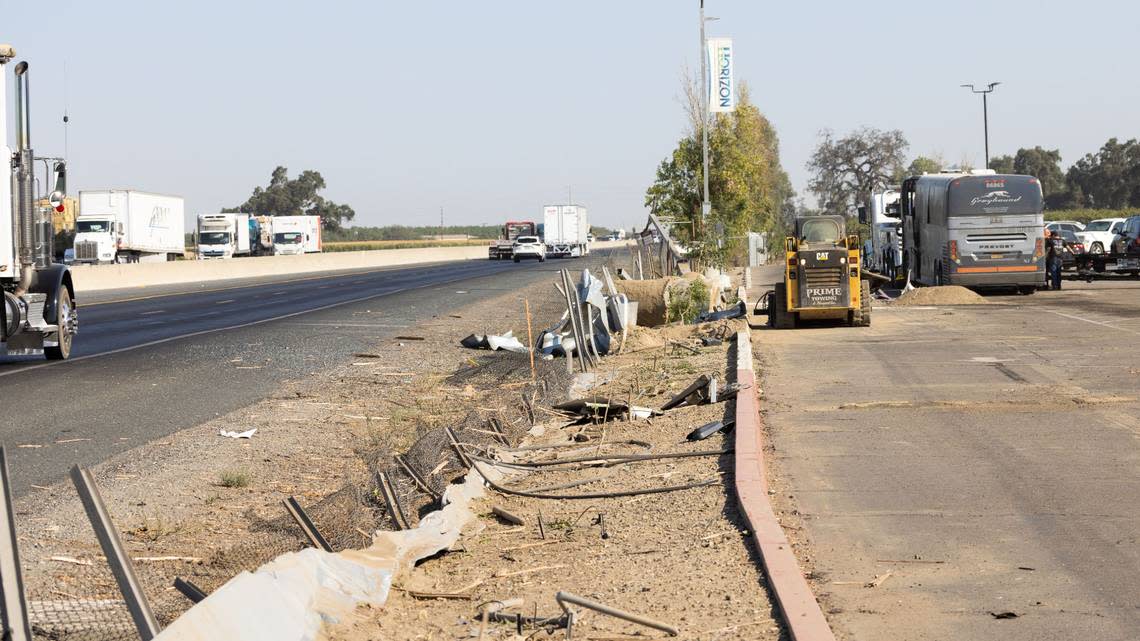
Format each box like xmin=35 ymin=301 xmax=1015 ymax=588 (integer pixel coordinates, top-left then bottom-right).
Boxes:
xmin=197 ymin=213 xmax=258 ymax=259
xmin=73 ymin=190 xmax=185 ymax=264
xmin=543 ymin=205 xmax=589 ymax=258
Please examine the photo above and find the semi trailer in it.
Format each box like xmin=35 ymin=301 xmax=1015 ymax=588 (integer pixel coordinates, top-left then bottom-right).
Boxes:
xmin=543 ymin=205 xmax=589 ymax=258
xmin=1 ymin=45 xmax=78 ymax=360
xmin=73 ymin=190 xmax=185 ymax=264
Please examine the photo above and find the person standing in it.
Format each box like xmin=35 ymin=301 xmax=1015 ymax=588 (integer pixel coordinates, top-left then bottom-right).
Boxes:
xmin=1045 ymin=229 xmax=1064 ymax=290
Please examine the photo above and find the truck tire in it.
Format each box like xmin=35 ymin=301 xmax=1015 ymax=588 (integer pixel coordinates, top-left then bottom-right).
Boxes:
xmin=46 ymin=287 xmax=74 ymax=361
xmin=772 ymin=282 xmax=796 ymax=329
xmin=853 ymin=280 xmax=872 ymax=327
xmin=1091 ymin=242 xmax=1104 ymax=254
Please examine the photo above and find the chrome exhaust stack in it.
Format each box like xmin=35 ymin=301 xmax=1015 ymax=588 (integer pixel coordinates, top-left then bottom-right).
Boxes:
xmin=12 ymin=60 xmax=36 ymax=294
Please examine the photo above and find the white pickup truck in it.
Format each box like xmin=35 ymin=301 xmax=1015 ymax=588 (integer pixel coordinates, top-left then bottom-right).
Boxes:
xmin=1077 ymin=218 xmax=1126 ymax=255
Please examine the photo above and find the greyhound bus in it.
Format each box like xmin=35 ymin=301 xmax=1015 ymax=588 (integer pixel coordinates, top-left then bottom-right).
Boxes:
xmin=900 ymin=171 xmax=1044 ymax=293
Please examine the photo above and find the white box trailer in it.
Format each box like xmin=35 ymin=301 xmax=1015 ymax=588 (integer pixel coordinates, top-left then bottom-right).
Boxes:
xmin=543 ymin=205 xmax=589 ymax=258
xmin=271 ymin=215 xmax=322 ymax=255
xmin=73 ymin=190 xmax=185 ymax=264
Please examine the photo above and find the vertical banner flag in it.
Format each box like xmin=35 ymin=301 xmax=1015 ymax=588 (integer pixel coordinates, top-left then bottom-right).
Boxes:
xmin=706 ymin=38 xmax=735 ymax=113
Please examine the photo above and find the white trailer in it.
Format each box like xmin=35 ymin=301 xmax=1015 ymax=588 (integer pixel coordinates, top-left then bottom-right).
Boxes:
xmin=543 ymin=205 xmax=589 ymax=258
xmin=858 ymin=190 xmax=902 ymax=278
xmin=73 ymin=190 xmax=185 ymax=264
xmin=196 ymin=213 xmax=253 ymax=259
xmin=271 ymin=215 xmax=322 ymax=255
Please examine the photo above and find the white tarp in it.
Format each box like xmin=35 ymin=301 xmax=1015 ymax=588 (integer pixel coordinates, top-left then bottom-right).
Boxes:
xmin=154 ymin=470 xmax=494 ymax=641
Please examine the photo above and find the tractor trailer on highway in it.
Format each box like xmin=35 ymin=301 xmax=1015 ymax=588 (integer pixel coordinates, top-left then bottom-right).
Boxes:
xmin=543 ymin=205 xmax=589 ymax=258
xmin=271 ymin=215 xmax=322 ymax=255
xmin=0 ymin=45 xmax=78 ymax=360
xmin=73 ymin=190 xmax=185 ymax=264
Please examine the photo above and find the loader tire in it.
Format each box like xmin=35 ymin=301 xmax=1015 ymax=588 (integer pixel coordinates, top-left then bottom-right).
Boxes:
xmin=772 ymin=282 xmax=796 ymax=329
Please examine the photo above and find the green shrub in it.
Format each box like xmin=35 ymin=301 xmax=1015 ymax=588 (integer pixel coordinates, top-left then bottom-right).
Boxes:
xmin=218 ymin=470 xmax=251 ymax=488
xmin=1045 ymin=209 xmax=1136 ymax=224
xmin=667 ymin=279 xmax=710 ymax=324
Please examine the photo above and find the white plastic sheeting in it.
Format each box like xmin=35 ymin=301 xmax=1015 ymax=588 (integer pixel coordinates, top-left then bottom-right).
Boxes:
xmin=154 ymin=470 xmax=495 ymax=641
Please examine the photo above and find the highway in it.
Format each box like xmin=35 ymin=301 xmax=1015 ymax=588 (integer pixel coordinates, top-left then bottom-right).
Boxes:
xmin=0 ymin=254 xmax=611 ymax=494
xmin=755 ymin=267 xmax=1140 ymax=640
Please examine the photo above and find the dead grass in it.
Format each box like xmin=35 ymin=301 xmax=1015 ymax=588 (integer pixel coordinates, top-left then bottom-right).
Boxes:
xmin=218 ymin=470 xmax=251 ymax=488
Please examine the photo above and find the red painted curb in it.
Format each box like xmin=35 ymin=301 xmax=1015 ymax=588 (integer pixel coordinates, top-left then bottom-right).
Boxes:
xmin=734 ymin=330 xmax=836 ymax=641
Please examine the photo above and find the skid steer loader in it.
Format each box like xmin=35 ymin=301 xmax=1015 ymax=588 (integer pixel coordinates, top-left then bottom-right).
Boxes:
xmin=770 ymin=215 xmax=870 ymax=329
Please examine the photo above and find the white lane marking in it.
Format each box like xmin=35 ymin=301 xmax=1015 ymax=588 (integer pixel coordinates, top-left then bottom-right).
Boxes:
xmin=1048 ymin=310 xmax=1140 ymax=336
xmin=0 ymin=267 xmax=503 ymax=379
xmin=272 ymin=291 xmax=287 ymax=296
xmin=215 ymin=299 xmax=235 ymax=305
xmin=140 ymin=310 xmax=165 ymax=316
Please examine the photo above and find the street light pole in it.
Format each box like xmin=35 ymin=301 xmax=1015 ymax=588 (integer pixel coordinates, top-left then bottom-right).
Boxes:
xmin=961 ymin=82 xmax=1000 ymax=168
xmin=699 ymin=1 xmax=710 ymax=228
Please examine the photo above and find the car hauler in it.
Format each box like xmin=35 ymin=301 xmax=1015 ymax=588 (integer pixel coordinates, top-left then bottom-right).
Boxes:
xmin=0 ymin=45 xmax=78 ymax=359
xmin=901 ymin=171 xmax=1044 ymax=293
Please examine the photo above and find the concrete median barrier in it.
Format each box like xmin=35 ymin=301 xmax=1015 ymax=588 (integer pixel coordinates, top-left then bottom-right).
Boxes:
xmin=69 ymin=241 xmax=629 ymax=293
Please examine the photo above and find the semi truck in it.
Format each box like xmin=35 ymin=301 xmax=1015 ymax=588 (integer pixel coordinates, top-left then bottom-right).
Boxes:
xmin=543 ymin=205 xmax=589 ymax=258
xmin=73 ymin=190 xmax=185 ymax=264
xmin=196 ymin=213 xmax=259 ymax=259
xmin=489 ymin=221 xmax=538 ymax=260
xmin=271 ymin=215 xmax=322 ymax=255
xmin=1 ymin=45 xmax=78 ymax=359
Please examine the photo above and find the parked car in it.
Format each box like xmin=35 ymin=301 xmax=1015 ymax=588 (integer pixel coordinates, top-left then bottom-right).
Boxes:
xmin=1077 ymin=218 xmax=1126 ymax=255
xmin=1055 ymin=229 xmax=1085 ymax=269
xmin=511 ymin=235 xmax=546 ymax=263
xmin=587 ymin=233 xmax=596 ymax=243
xmin=1111 ymin=215 xmax=1140 ymax=274
xmin=1046 ymin=220 xmax=1086 ymax=234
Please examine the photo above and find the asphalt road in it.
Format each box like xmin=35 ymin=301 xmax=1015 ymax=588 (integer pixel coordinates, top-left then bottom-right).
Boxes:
xmin=754 ymin=267 xmax=1140 ymax=640
xmin=0 ymin=252 xmax=613 ymax=495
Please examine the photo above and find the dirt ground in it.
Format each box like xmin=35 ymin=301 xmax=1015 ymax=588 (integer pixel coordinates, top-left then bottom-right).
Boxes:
xmin=17 ymin=263 xmax=783 ymax=641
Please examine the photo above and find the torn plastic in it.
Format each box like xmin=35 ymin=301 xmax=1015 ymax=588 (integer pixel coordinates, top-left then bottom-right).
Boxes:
xmin=219 ymin=429 xmax=256 ymax=439
xmin=553 ymin=398 xmax=660 ymax=423
xmin=460 ymin=330 xmax=529 ymax=353
xmin=154 ymin=468 xmax=498 ymax=641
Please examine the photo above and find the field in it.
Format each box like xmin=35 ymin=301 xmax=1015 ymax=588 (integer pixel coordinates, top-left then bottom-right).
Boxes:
xmin=322 ymin=238 xmax=492 ymax=252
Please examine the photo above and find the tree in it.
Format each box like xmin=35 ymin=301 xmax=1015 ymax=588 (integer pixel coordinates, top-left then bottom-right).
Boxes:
xmin=1010 ymin=147 xmax=1067 ymax=207
xmin=226 ymin=166 xmax=356 ymax=231
xmin=644 ymin=82 xmax=793 ymax=267
xmin=1065 ymin=138 xmax=1140 ymax=209
xmin=807 ymin=127 xmax=907 ymax=216
xmin=989 ymin=155 xmax=1015 ymax=174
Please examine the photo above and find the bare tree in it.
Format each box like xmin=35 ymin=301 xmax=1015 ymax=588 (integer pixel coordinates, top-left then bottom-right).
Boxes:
xmin=807 ymin=127 xmax=908 ymax=216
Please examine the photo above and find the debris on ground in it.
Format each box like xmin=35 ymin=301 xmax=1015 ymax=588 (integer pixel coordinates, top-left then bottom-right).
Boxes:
xmin=893 ymin=285 xmax=988 ymax=306
xmin=460 ymin=331 xmax=529 ymax=353
xmin=697 ymin=300 xmax=747 ymax=323
xmin=687 ymin=418 xmax=735 ymax=441
xmin=218 ymin=428 xmax=256 ymax=439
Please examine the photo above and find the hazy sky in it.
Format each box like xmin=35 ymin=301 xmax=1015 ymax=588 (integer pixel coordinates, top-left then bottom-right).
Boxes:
xmin=6 ymin=0 xmax=1138 ymax=231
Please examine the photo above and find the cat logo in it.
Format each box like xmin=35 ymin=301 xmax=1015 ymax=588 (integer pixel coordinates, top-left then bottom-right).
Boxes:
xmin=816 ymin=252 xmax=829 ymax=261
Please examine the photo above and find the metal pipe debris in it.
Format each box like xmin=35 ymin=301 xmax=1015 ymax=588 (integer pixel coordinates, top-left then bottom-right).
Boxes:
xmin=556 ymin=591 xmax=678 ymax=637
xmin=283 ymin=496 xmax=334 ymax=551
xmin=173 ymin=577 xmax=208 ymax=604
xmin=70 ymin=465 xmax=161 ymax=640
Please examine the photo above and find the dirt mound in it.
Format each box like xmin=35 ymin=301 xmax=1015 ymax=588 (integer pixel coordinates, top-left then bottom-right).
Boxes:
xmin=894 ymin=285 xmax=988 ymax=306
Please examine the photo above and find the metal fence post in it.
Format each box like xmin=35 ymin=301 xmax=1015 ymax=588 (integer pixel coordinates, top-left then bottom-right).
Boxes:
xmin=0 ymin=447 xmax=31 ymax=641
xmin=69 ymin=465 xmax=160 ymax=640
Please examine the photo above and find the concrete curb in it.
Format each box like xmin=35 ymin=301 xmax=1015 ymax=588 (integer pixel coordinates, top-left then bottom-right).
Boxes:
xmin=734 ymin=328 xmax=836 ymax=641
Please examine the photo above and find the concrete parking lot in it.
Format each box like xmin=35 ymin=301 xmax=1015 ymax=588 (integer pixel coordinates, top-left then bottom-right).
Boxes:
xmin=753 ymin=266 xmax=1140 ymax=640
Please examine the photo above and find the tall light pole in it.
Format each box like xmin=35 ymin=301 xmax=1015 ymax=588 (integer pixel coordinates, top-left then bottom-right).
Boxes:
xmin=698 ymin=2 xmax=718 ymax=228
xmin=961 ymin=82 xmax=1000 ymax=168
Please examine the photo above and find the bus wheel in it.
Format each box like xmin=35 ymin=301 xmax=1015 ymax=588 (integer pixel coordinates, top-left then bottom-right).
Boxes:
xmin=1018 ymin=286 xmax=1036 ymax=296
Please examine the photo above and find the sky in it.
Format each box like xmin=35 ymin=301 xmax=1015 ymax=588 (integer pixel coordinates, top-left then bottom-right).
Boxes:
xmin=4 ymin=0 xmax=1138 ymax=232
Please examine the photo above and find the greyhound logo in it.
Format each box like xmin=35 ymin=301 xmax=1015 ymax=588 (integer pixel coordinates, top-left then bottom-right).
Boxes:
xmin=971 ymin=190 xmax=1022 ymax=207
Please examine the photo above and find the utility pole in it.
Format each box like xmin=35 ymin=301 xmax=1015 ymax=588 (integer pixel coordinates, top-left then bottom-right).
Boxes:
xmin=960 ymin=82 xmax=1000 ymax=168
xmin=699 ymin=1 xmax=711 ymax=228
